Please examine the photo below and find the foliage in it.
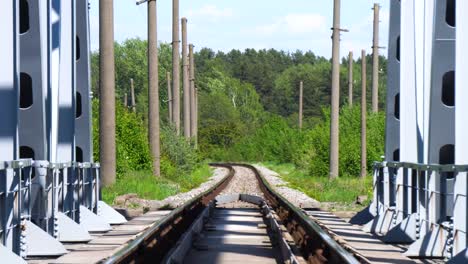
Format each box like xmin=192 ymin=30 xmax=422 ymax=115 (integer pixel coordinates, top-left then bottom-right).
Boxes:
xmin=307 ymin=105 xmax=385 ymax=177
xmin=91 ymin=38 xmax=389 ymax=206
xmin=102 ymin=165 xmax=212 ymax=204
xmin=92 ymin=99 xmax=152 ymax=175
xmin=92 ymin=100 xmax=200 ymax=179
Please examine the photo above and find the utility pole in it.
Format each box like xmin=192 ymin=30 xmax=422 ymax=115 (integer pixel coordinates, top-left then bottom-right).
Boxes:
xmin=137 ymin=0 xmax=160 ymax=176
xmin=130 ymin=78 xmax=136 ymax=112
xmin=348 ymin=51 xmax=353 ymax=107
xmin=361 ymin=50 xmax=367 ymax=178
xmin=299 ymin=81 xmax=303 ymax=129
xmin=167 ymin=72 xmax=173 ymax=122
xmin=99 ymin=0 xmax=116 ymax=186
xmin=124 ymin=93 xmax=128 ymax=107
xmin=189 ymin=44 xmax=197 ymax=143
xmin=329 ymin=0 xmax=344 ymax=179
xmin=372 ymin=3 xmax=380 ymax=113
xmin=182 ymin=18 xmax=190 ymax=139
xmin=147 ymin=0 xmax=160 ymax=176
xmin=172 ymin=0 xmax=180 ymax=135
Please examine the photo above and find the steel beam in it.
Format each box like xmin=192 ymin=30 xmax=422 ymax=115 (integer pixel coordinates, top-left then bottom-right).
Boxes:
xmin=454 ymin=0 xmax=468 ymax=258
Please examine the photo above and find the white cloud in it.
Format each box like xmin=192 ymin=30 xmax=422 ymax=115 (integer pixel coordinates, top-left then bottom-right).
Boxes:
xmin=187 ymin=5 xmax=233 ymax=21
xmin=251 ymin=13 xmax=326 ymax=36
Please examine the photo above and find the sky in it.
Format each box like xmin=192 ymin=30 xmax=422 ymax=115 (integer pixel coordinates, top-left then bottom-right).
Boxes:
xmin=89 ymin=0 xmax=390 ymax=59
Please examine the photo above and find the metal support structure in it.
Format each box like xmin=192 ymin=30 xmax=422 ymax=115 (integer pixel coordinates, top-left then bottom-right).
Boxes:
xmin=76 ymin=0 xmax=93 ymax=164
xmin=406 ymin=0 xmax=455 ymax=257
xmin=299 ymin=81 xmax=303 ymax=129
xmin=0 ymin=1 xmax=21 ymax=260
xmin=0 ymin=1 xmax=125 ymax=260
xmin=172 ymin=0 xmax=180 ymax=135
xmin=453 ymin=0 xmax=468 ymax=259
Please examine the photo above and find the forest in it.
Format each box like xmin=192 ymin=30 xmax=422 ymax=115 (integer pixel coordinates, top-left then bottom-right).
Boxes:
xmin=91 ymin=38 xmax=387 ymax=205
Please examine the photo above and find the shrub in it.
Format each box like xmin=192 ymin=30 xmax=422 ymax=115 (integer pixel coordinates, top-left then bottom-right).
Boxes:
xmin=307 ymin=105 xmax=385 ymax=177
xmin=93 ymin=100 xmax=152 ymax=176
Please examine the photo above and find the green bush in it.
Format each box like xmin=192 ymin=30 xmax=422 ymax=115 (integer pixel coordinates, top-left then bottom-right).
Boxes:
xmin=307 ymin=105 xmax=385 ymax=177
xmin=93 ymin=99 xmax=200 ymax=178
xmin=93 ymin=100 xmax=152 ymax=176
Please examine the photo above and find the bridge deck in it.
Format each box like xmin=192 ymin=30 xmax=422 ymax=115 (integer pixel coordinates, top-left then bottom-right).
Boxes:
xmin=183 ymin=206 xmax=283 ymax=264
xmin=27 ymin=210 xmax=171 ymax=264
xmin=305 ymin=209 xmax=416 ymax=264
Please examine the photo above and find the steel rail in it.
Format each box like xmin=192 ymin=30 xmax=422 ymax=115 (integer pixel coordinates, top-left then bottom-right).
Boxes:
xmin=228 ymin=163 xmax=361 ymax=264
xmin=102 ymin=164 xmax=235 ymax=264
xmin=103 ymin=163 xmax=361 ymax=264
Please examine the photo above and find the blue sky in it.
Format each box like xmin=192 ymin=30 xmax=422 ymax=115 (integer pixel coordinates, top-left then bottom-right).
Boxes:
xmin=89 ymin=0 xmax=389 ymax=58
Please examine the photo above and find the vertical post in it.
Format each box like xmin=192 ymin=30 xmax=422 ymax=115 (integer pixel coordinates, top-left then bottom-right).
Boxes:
xmin=455 ymin=0 xmax=468 ymax=255
xmin=172 ymin=0 xmax=180 ymax=135
xmin=195 ymin=87 xmax=198 ymax=148
xmin=124 ymin=93 xmax=128 ymax=107
xmin=361 ymin=50 xmax=367 ymax=178
xmin=189 ymin=44 xmax=196 ymax=141
xmin=329 ymin=0 xmax=341 ymax=179
xmin=76 ymin=0 xmax=94 ymax=163
xmin=182 ymin=18 xmax=190 ymax=139
xmin=130 ymin=78 xmax=136 ymax=112
xmin=299 ymin=81 xmax=303 ymax=129
xmin=372 ymin=3 xmax=380 ymax=113
xmin=148 ymin=0 xmax=160 ymax=177
xmin=99 ymin=0 xmax=116 ymax=186
xmin=167 ymin=72 xmax=173 ymax=122
xmin=348 ymin=51 xmax=353 ymax=107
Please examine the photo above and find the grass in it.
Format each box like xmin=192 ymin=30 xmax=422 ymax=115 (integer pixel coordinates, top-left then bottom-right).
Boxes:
xmin=102 ymin=164 xmax=213 ymax=205
xmin=261 ymin=162 xmax=373 ymax=204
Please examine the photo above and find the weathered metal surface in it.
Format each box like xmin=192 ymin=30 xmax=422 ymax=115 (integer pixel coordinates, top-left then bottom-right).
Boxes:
xmin=306 ymin=209 xmax=415 ymax=264
xmin=27 ymin=210 xmax=171 ymax=264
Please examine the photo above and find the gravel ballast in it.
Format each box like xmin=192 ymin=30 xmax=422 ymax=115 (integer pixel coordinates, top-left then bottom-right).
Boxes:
xmin=115 ymin=164 xmax=320 ymax=218
xmin=254 ymin=165 xmax=321 ymax=208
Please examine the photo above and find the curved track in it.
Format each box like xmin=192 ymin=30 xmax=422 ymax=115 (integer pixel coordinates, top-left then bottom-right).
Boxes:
xmin=103 ymin=164 xmax=362 ymax=264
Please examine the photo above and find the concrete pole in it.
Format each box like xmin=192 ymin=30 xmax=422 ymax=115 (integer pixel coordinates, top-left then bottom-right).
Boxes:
xmin=172 ymin=0 xmax=180 ymax=135
xmin=167 ymin=72 xmax=173 ymax=122
xmin=195 ymin=87 xmax=198 ymax=149
xmin=189 ymin=44 xmax=196 ymax=140
xmin=124 ymin=93 xmax=128 ymax=107
xmin=99 ymin=0 xmax=116 ymax=186
xmin=148 ymin=0 xmax=160 ymax=177
xmin=299 ymin=81 xmax=303 ymax=129
xmin=130 ymin=78 xmax=136 ymax=112
xmin=329 ymin=0 xmax=341 ymax=179
xmin=361 ymin=50 xmax=367 ymax=178
xmin=348 ymin=51 xmax=353 ymax=107
xmin=372 ymin=3 xmax=380 ymax=113
xmin=182 ymin=18 xmax=190 ymax=139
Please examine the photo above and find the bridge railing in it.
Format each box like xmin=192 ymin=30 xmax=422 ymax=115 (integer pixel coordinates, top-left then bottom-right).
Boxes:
xmin=372 ymin=161 xmax=466 ymax=258
xmin=0 ymin=159 xmax=113 ymax=260
xmin=0 ymin=159 xmax=33 ymax=257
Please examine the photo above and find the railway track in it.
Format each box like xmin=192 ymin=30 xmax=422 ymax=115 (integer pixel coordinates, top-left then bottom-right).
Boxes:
xmin=103 ymin=163 xmax=361 ymax=264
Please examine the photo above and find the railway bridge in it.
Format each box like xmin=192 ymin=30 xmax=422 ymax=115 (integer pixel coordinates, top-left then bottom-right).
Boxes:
xmin=0 ymin=0 xmax=467 ymax=263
